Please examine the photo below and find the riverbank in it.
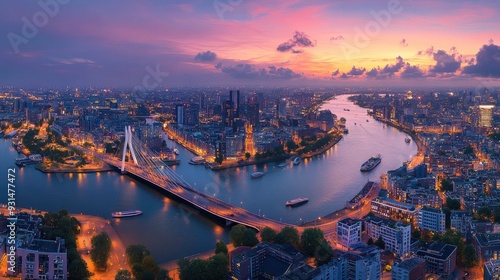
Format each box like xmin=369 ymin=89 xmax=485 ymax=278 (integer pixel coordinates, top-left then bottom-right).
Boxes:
xmin=35 ymin=162 xmax=114 ymax=173
xmin=371 ymin=116 xmax=426 ymax=169
xmin=208 ymin=133 xmax=342 ymax=171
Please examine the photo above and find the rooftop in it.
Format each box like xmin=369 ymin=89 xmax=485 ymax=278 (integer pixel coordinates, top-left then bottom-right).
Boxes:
xmin=338 ymin=218 xmax=362 ymax=226
xmin=417 ymin=241 xmax=456 ymax=261
xmin=21 ymin=239 xmax=64 ymax=253
xmin=394 ymin=257 xmax=425 ymax=271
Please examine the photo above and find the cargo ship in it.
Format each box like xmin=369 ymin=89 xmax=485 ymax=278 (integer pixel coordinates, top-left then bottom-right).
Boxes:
xmin=360 ymin=154 xmax=381 ymax=172
xmin=285 ymin=198 xmax=309 ymax=207
xmin=112 ymin=210 xmax=143 ymax=218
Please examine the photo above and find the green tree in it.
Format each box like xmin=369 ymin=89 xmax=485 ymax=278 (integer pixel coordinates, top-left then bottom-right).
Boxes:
xmin=464 ymin=145 xmax=474 ymax=155
xmin=314 ymin=239 xmax=333 ymax=266
xmin=242 ymin=229 xmax=259 ymax=247
xmin=275 ymin=226 xmax=300 ymax=247
xmin=374 ymin=236 xmax=385 ymax=249
xmin=140 ymin=270 xmax=155 ymax=280
xmin=260 ymin=226 xmax=277 ymax=243
xmin=132 ymin=264 xmax=145 ymax=280
xmin=412 ymin=229 xmax=421 ymax=240
xmin=367 ymin=237 xmax=374 ymax=245
xmin=215 ymin=240 xmax=228 ymax=255
xmin=245 ymin=152 xmax=251 ymax=160
xmin=68 ymin=259 xmax=92 ymax=280
xmin=301 ymin=228 xmax=325 ymax=256
xmin=446 ymin=198 xmax=461 ymax=210
xmin=115 ymin=269 xmax=132 ymax=280
xmin=494 ymin=205 xmax=500 ymax=223
xmin=462 ymin=244 xmax=478 ymax=268
xmin=90 ymin=231 xmax=112 ymax=269
xmin=286 ymin=140 xmax=298 ymax=151
xmin=141 ymin=255 xmax=160 ymax=277
xmin=440 ymin=179 xmax=453 ymax=192
xmin=229 ymin=224 xmax=247 ymax=247
xmin=178 ymin=258 xmax=208 ymax=280
xmin=476 ymin=206 xmax=492 ymax=221
xmin=126 ymin=245 xmax=151 ymax=267
xmin=207 ymin=253 xmax=230 ymax=280
xmin=158 ymin=268 xmax=172 ymax=280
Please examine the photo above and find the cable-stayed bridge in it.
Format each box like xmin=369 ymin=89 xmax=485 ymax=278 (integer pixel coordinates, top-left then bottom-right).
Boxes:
xmin=98 ymin=126 xmax=290 ymax=232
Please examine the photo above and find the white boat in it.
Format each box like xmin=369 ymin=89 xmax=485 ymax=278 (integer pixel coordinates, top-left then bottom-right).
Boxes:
xmin=405 ymin=136 xmax=411 ymax=143
xmin=286 ymin=198 xmax=309 ymax=207
xmin=292 ymin=156 xmax=301 ymax=165
xmin=278 ymin=162 xmax=286 ymax=168
xmin=251 ymin=172 xmax=265 ymax=178
xmin=173 ymin=148 xmax=180 ymax=155
xmin=189 ymin=156 xmax=206 ymax=165
xmin=29 ymin=154 xmax=43 ymax=162
xmin=112 ymin=210 xmax=142 ymax=218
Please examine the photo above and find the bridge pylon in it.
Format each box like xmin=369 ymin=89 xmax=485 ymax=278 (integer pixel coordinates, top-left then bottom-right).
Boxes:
xmin=121 ymin=126 xmax=139 ymax=172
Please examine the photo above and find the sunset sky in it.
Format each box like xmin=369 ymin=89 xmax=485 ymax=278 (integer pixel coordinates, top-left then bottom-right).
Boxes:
xmin=2 ymin=0 xmax=500 ymax=88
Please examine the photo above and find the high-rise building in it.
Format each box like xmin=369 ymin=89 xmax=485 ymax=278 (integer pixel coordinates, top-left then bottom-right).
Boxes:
xmin=277 ymin=99 xmax=287 ymax=119
xmin=245 ymin=102 xmax=260 ymax=126
xmin=222 ymin=100 xmax=234 ymax=127
xmin=244 ymin=123 xmax=255 ymax=156
xmin=337 ymin=218 xmax=362 ymax=249
xmin=418 ymin=207 xmax=446 ymax=233
xmin=478 ymin=105 xmax=494 ymax=128
xmin=176 ymin=104 xmax=199 ymax=125
xmin=175 ymin=104 xmax=185 ymax=125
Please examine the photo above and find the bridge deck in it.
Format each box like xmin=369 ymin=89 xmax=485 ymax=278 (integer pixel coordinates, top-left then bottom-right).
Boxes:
xmin=103 ymin=157 xmax=290 ymax=232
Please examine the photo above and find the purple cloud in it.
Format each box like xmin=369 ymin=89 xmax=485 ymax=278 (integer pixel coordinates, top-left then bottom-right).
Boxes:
xmin=277 ymin=31 xmax=315 ymax=53
xmin=347 ymin=66 xmax=366 ymax=76
xmin=194 ymin=50 xmax=217 ymax=62
xmin=429 ymin=49 xmax=461 ymax=73
xmin=400 ymin=38 xmax=408 ymax=47
xmin=400 ymin=63 xmax=425 ymax=79
xmin=462 ymin=44 xmax=500 ymax=77
xmin=330 ymin=35 xmax=344 ymax=41
xmin=216 ymin=63 xmax=301 ymax=79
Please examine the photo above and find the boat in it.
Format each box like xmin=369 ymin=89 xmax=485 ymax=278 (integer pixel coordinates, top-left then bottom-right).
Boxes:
xmin=343 ymin=108 xmax=350 ymax=111
xmin=278 ymin=162 xmax=286 ymax=168
xmin=29 ymin=154 xmax=43 ymax=162
xmin=360 ymin=154 xmax=382 ymax=172
xmin=112 ymin=210 xmax=142 ymax=218
xmin=286 ymin=198 xmax=309 ymax=207
xmin=189 ymin=156 xmax=206 ymax=165
xmin=173 ymin=148 xmax=180 ymax=155
xmin=366 ymin=119 xmax=369 ymax=122
xmin=251 ymin=172 xmax=265 ymax=178
xmin=405 ymin=137 xmax=411 ymax=143
xmin=292 ymin=156 xmax=301 ymax=165
xmin=343 ymin=128 xmax=349 ymax=134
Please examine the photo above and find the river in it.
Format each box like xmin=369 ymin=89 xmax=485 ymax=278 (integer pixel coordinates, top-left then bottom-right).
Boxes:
xmin=0 ymin=94 xmax=417 ymax=263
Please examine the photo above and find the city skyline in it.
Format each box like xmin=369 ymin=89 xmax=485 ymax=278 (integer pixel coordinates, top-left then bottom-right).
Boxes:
xmin=2 ymin=0 xmax=500 ymax=88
